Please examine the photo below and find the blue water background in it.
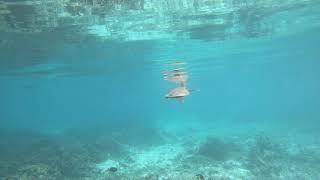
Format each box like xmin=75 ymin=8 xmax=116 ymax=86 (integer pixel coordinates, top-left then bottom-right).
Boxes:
xmin=1 ymin=27 xmax=319 ymax=136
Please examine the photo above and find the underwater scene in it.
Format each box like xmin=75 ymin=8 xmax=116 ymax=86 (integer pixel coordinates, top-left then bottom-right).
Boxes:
xmin=0 ymin=0 xmax=320 ymax=179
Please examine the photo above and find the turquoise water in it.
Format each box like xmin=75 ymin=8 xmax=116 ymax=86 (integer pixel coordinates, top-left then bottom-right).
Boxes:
xmin=0 ymin=0 xmax=320 ymax=179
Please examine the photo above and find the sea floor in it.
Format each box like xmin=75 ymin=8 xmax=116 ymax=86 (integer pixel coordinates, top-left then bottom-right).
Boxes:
xmin=1 ymin=120 xmax=320 ymax=180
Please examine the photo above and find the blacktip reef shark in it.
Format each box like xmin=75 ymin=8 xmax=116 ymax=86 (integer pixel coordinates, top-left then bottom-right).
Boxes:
xmin=165 ymin=86 xmax=189 ymax=103
xmin=163 ymin=61 xmax=199 ymax=103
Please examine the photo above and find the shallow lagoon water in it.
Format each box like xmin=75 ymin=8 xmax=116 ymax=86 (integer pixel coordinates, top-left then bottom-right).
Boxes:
xmin=0 ymin=0 xmax=320 ymax=179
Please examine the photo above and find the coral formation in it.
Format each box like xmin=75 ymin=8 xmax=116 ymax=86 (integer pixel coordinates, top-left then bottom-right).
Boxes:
xmin=247 ymin=135 xmax=285 ymax=178
xmin=0 ymin=128 xmax=123 ymax=179
xmin=17 ymin=164 xmax=61 ymax=180
xmin=1 ymin=128 xmax=320 ymax=179
xmin=197 ymin=137 xmax=240 ymax=161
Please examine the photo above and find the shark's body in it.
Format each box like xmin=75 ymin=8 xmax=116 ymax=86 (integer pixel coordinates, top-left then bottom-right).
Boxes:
xmin=165 ymin=86 xmax=190 ymax=103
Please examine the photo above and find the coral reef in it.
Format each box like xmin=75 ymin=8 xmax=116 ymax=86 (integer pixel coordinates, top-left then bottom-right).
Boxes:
xmin=17 ymin=164 xmax=61 ymax=180
xmin=0 ymin=128 xmax=124 ymax=179
xmin=1 ymin=128 xmax=320 ymax=179
xmin=246 ymin=135 xmax=286 ymax=178
xmin=197 ymin=137 xmax=240 ymax=161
